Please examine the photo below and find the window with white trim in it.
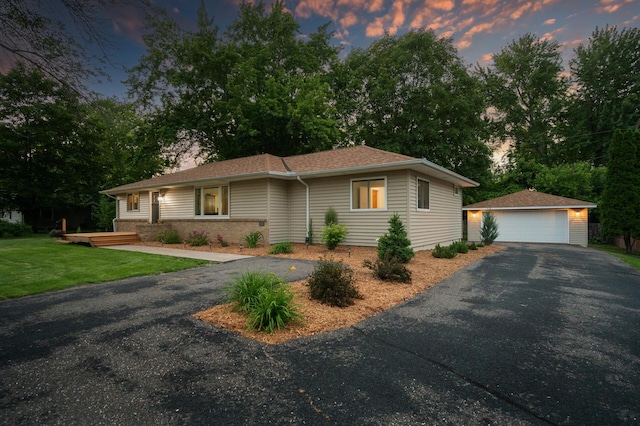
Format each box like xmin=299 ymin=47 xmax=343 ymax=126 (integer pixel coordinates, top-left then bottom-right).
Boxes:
xmin=351 ymin=178 xmax=386 ymax=210
xmin=417 ymin=179 xmax=430 ymax=210
xmin=127 ymin=193 xmax=139 ymax=211
xmin=195 ymin=185 xmax=229 ymax=216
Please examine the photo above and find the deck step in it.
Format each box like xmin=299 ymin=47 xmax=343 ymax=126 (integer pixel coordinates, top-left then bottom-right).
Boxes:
xmin=63 ymin=232 xmax=141 ymax=247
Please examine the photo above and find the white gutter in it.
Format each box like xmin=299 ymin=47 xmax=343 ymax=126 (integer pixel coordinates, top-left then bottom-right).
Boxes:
xmin=296 ymin=176 xmax=310 ymax=242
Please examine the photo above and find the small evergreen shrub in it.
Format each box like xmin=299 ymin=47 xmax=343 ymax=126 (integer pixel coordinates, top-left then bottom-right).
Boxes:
xmin=307 ymin=218 xmax=314 ymax=245
xmin=469 ymin=242 xmax=478 ymax=250
xmin=186 ymin=230 xmax=209 ymax=246
xmin=244 ymin=230 xmax=264 ymax=248
xmin=477 ymin=243 xmax=485 ymax=248
xmin=321 ymin=223 xmax=348 ymax=250
xmin=377 ymin=213 xmax=414 ymax=263
xmin=324 ymin=207 xmax=338 ymax=226
xmin=247 ymin=284 xmax=302 ymax=333
xmin=363 ymin=255 xmax=412 ymax=283
xmin=451 ymin=240 xmax=469 ymax=254
xmin=156 ymin=230 xmax=181 ymax=244
xmin=480 ymin=211 xmax=499 ymax=245
xmin=432 ymin=244 xmax=458 ymax=259
xmin=226 ymin=271 xmax=282 ymax=312
xmin=269 ymin=242 xmax=294 ymax=254
xmin=308 ymin=256 xmax=362 ymax=307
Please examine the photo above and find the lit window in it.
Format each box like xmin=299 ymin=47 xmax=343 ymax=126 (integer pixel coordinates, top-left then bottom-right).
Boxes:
xmin=417 ymin=179 xmax=430 ymax=210
xmin=351 ymin=178 xmax=386 ymax=210
xmin=195 ymin=185 xmax=229 ymax=216
xmin=127 ymin=193 xmax=139 ymax=211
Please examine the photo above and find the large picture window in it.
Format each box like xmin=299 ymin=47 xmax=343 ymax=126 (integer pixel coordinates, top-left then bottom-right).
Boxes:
xmin=351 ymin=178 xmax=386 ymax=210
xmin=127 ymin=193 xmax=139 ymax=211
xmin=195 ymin=185 xmax=229 ymax=216
xmin=417 ymin=179 xmax=430 ymax=210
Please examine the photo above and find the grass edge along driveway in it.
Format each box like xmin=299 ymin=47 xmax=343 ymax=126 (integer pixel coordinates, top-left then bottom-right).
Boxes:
xmin=0 ymin=236 xmax=208 ymax=299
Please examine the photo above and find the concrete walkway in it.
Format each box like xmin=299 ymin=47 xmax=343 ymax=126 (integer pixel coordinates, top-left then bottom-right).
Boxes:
xmin=102 ymin=244 xmax=253 ymax=262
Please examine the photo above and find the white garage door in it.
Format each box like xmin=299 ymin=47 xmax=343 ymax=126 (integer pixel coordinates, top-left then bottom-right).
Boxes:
xmin=490 ymin=210 xmax=568 ymax=244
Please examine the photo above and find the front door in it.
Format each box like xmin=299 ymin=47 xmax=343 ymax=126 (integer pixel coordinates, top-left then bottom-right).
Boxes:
xmin=151 ymin=192 xmax=160 ymax=224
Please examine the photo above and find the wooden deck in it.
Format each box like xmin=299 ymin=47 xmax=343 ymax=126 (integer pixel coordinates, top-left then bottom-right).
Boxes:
xmin=62 ymin=232 xmax=141 ymax=247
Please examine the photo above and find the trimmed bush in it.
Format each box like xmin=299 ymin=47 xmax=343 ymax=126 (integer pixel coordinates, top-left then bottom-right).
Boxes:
xmin=363 ymin=255 xmax=412 ymax=283
xmin=321 ymin=223 xmax=348 ymax=250
xmin=186 ymin=230 xmax=209 ymax=246
xmin=451 ymin=240 xmax=469 ymax=254
xmin=480 ymin=211 xmax=499 ymax=245
xmin=0 ymin=221 xmax=32 ymax=237
xmin=244 ymin=231 xmax=264 ymax=248
xmin=432 ymin=244 xmax=457 ymax=259
xmin=247 ymin=284 xmax=302 ymax=333
xmin=469 ymin=242 xmax=478 ymax=250
xmin=308 ymin=256 xmax=362 ymax=307
xmin=269 ymin=242 xmax=294 ymax=254
xmin=156 ymin=230 xmax=181 ymax=244
xmin=377 ymin=213 xmax=414 ymax=263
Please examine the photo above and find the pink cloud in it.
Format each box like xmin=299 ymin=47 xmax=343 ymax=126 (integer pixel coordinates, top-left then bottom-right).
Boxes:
xmin=366 ymin=17 xmax=385 ymax=37
xmin=340 ymin=11 xmax=359 ymax=28
xmin=543 ymin=18 xmax=556 ymax=25
xmin=295 ymin=0 xmax=337 ymax=20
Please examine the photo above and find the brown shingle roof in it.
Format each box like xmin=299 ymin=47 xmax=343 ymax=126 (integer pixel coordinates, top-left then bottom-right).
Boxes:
xmin=103 ymin=145 xmax=475 ymax=193
xmin=463 ymin=190 xmax=597 ymax=210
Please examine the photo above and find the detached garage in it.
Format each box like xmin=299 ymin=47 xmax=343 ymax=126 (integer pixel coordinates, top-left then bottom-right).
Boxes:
xmin=463 ymin=190 xmax=597 ymax=247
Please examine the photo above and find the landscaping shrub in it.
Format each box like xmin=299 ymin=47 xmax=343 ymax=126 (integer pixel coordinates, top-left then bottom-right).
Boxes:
xmin=0 ymin=221 xmax=32 ymax=237
xmin=451 ymin=240 xmax=469 ymax=254
xmin=156 ymin=230 xmax=181 ymax=244
xmin=432 ymin=244 xmax=458 ymax=259
xmin=244 ymin=230 xmax=264 ymax=248
xmin=269 ymin=242 xmax=294 ymax=254
xmin=321 ymin=223 xmax=348 ymax=250
xmin=186 ymin=230 xmax=209 ymax=246
xmin=307 ymin=218 xmax=314 ymax=245
xmin=247 ymin=284 xmax=302 ymax=333
xmin=226 ymin=271 xmax=282 ymax=312
xmin=480 ymin=211 xmax=499 ymax=245
xmin=377 ymin=213 xmax=414 ymax=263
xmin=469 ymin=242 xmax=478 ymax=250
xmin=308 ymin=256 xmax=362 ymax=307
xmin=217 ymin=234 xmax=229 ymax=247
xmin=363 ymin=255 xmax=412 ymax=283
xmin=324 ymin=207 xmax=338 ymax=226
xmin=477 ymin=243 xmax=485 ymax=248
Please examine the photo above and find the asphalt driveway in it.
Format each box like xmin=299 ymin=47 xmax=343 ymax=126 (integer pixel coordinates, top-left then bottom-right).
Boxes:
xmin=1 ymin=245 xmax=639 ymax=425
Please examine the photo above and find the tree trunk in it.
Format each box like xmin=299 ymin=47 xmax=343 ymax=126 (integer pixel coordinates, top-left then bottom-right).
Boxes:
xmin=624 ymin=231 xmax=632 ymax=255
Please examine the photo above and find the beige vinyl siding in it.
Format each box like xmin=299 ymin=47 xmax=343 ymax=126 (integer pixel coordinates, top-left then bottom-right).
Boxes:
xmin=569 ymin=208 xmax=588 ymax=246
xmin=306 ymin=171 xmax=408 ymax=247
xmin=466 ymin=211 xmax=482 ymax=243
xmin=267 ymin=179 xmax=290 ymax=244
xmin=118 ymin=192 xmax=149 ymax=220
xmin=160 ymin=187 xmax=194 ymax=219
xmin=230 ymin=179 xmax=268 ymax=219
xmin=289 ymin=180 xmax=307 ymax=243
xmin=409 ymin=173 xmax=463 ymax=249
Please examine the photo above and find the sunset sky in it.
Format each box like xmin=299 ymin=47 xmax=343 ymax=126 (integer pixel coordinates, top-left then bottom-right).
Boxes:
xmin=98 ymin=0 xmax=639 ymax=97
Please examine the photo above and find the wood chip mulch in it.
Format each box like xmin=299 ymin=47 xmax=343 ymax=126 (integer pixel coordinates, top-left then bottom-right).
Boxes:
xmin=142 ymin=241 xmax=503 ymax=345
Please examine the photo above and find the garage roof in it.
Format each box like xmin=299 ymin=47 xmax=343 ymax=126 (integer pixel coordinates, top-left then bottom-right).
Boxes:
xmin=463 ymin=190 xmax=597 ymax=211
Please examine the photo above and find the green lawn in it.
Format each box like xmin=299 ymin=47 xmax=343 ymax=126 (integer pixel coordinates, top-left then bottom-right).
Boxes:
xmin=592 ymin=244 xmax=640 ymax=271
xmin=0 ymin=235 xmax=208 ymax=299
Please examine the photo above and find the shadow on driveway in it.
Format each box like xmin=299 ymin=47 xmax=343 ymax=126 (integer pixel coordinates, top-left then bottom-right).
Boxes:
xmin=1 ymin=245 xmax=639 ymax=424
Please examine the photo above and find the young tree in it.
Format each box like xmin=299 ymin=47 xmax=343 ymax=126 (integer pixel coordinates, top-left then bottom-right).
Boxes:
xmin=600 ymin=130 xmax=640 ymax=254
xmin=480 ymin=211 xmax=500 ymax=245
xmin=336 ymin=30 xmax=492 ymax=187
xmin=569 ymin=26 xmax=640 ymax=166
xmin=377 ymin=213 xmax=414 ymax=263
xmin=478 ymin=34 xmax=569 ymax=166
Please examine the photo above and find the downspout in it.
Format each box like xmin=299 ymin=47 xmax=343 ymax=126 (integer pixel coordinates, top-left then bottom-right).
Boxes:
xmin=296 ymin=176 xmax=310 ymax=242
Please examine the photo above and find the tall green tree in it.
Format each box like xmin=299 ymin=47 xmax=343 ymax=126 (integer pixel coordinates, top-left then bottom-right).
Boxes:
xmin=600 ymin=130 xmax=640 ymax=254
xmin=127 ymin=1 xmax=340 ymax=163
xmin=0 ymin=63 xmax=99 ymax=228
xmin=336 ymin=30 xmax=492 ymax=189
xmin=569 ymin=26 xmax=640 ymax=166
xmin=478 ymin=33 xmax=569 ymax=166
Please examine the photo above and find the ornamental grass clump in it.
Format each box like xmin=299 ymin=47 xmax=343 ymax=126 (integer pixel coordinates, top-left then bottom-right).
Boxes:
xmin=269 ymin=242 xmax=294 ymax=254
xmin=308 ymin=256 xmax=362 ymax=307
xmin=243 ymin=230 xmax=264 ymax=248
xmin=226 ymin=271 xmax=302 ymax=333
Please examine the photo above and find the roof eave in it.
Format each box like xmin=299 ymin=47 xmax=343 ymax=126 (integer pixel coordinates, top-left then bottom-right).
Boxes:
xmin=462 ymin=204 xmax=598 ymax=211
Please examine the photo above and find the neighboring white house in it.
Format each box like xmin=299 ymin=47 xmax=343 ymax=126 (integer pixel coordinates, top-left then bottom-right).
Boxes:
xmin=101 ymin=145 xmax=479 ymax=250
xmin=1 ymin=210 xmax=23 ymax=224
xmin=463 ymin=190 xmax=597 ymax=247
